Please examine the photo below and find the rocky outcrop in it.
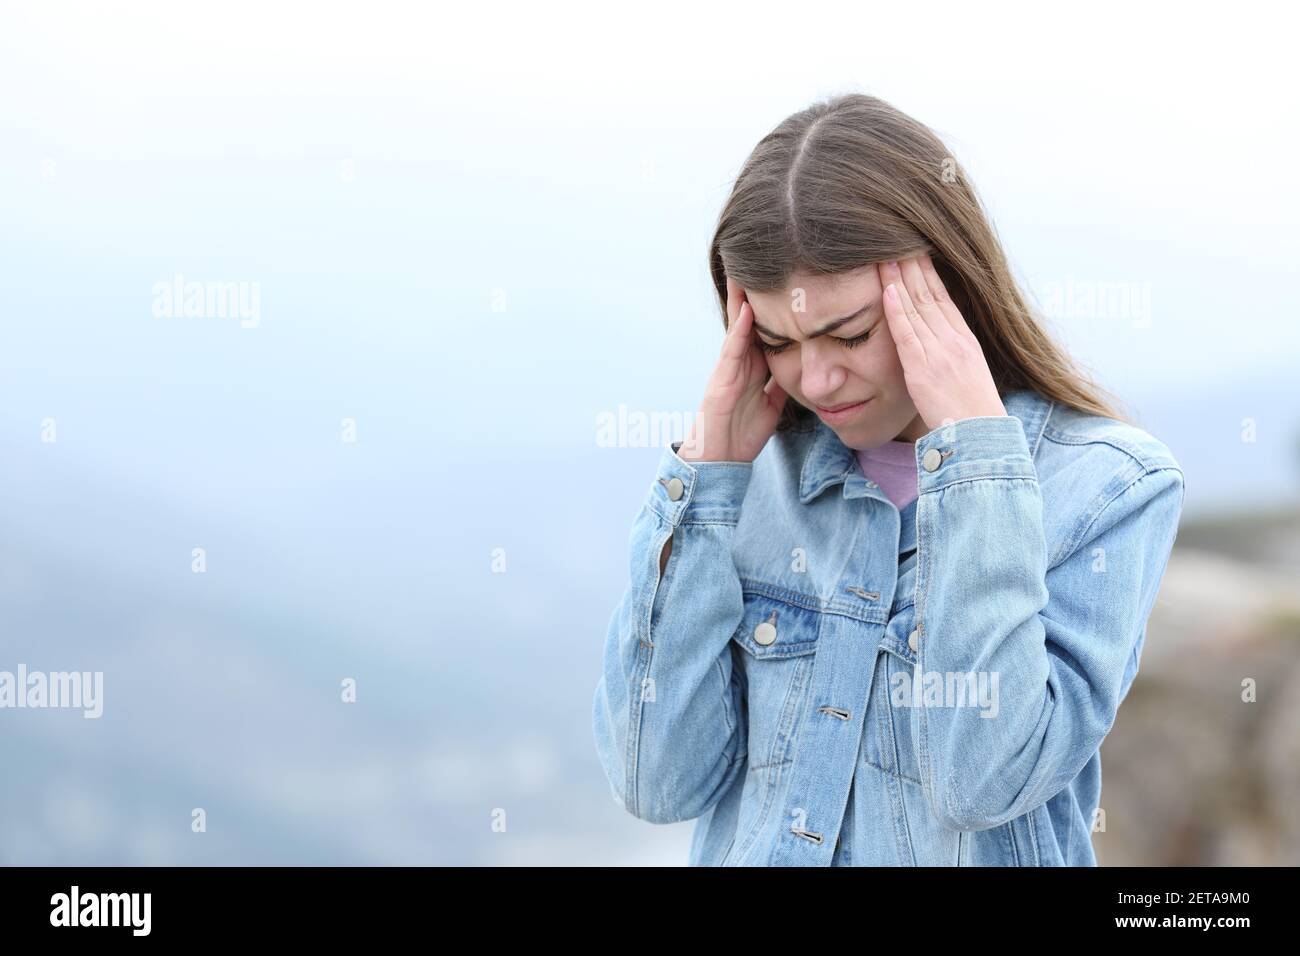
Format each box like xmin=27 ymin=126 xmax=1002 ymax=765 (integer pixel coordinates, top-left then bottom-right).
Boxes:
xmin=1095 ymin=505 xmax=1300 ymax=865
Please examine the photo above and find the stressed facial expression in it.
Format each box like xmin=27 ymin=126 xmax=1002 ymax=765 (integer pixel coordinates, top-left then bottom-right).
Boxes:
xmin=744 ymin=264 xmax=928 ymax=447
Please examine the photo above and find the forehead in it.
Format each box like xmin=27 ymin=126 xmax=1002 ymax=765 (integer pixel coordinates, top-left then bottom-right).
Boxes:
xmin=747 ymin=264 xmax=881 ymax=329
xmin=758 ymin=265 xmax=876 ymax=304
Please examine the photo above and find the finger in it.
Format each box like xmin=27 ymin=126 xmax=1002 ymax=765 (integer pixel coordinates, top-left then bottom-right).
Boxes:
xmin=890 ymin=273 xmax=938 ymax=351
xmin=725 ymin=275 xmax=745 ymax=328
xmin=918 ymin=253 xmax=973 ymax=337
xmin=879 ymin=259 xmax=934 ymax=343
xmin=882 ymin=279 xmax=927 ymax=367
xmin=719 ymin=299 xmax=756 ymax=364
xmin=899 ymin=256 xmax=953 ymax=340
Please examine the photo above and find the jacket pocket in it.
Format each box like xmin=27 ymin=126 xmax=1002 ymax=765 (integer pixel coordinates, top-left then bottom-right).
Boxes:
xmin=729 ymin=584 xmax=821 ymax=772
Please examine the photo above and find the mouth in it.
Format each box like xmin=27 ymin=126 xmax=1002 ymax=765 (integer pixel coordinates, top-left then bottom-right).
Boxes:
xmin=814 ymin=398 xmax=872 ymax=423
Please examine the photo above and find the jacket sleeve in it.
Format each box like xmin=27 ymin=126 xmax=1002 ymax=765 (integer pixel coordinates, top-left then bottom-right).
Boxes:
xmin=908 ymin=414 xmax=1185 ymax=831
xmin=592 ymin=441 xmax=754 ymax=825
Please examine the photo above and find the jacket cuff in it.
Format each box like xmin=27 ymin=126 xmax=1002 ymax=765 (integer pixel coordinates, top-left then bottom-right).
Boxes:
xmin=646 ymin=441 xmax=753 ymax=527
xmin=915 ymin=414 xmax=1036 ymax=493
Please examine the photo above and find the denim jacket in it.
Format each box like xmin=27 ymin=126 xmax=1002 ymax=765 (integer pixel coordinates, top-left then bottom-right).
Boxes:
xmin=592 ymin=387 xmax=1186 ymax=865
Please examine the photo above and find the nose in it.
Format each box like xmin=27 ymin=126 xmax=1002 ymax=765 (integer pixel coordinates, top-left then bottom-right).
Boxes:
xmin=799 ymin=342 xmax=850 ymax=406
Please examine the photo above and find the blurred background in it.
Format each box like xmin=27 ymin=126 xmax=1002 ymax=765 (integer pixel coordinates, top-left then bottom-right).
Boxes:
xmin=0 ymin=1 xmax=1296 ymax=865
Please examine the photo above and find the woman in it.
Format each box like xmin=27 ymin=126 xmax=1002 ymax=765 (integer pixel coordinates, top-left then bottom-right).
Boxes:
xmin=591 ymin=93 xmax=1185 ymax=866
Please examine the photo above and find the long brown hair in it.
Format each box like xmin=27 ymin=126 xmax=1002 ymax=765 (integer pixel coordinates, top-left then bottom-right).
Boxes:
xmin=707 ymin=92 xmax=1128 ymax=432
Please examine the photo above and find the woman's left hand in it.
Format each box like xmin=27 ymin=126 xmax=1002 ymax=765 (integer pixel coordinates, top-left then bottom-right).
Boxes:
xmin=879 ymin=254 xmax=1007 ymax=433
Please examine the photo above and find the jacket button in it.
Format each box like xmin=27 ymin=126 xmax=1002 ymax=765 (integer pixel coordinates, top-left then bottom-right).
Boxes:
xmin=908 ymin=629 xmax=920 ymax=652
xmin=921 ymin=448 xmax=943 ymax=472
xmin=665 ymin=477 xmax=684 ymax=500
xmin=754 ymin=621 xmax=777 ymax=646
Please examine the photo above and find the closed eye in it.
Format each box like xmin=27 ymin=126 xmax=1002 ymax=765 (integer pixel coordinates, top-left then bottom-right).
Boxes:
xmin=757 ymin=328 xmax=872 ymax=356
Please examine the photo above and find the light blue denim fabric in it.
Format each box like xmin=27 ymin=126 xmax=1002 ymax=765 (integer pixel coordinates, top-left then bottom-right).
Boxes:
xmin=592 ymin=387 xmax=1186 ymax=865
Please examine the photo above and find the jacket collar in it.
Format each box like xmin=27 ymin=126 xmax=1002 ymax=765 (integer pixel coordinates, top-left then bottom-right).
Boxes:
xmin=797 ymin=387 xmax=1055 ymax=504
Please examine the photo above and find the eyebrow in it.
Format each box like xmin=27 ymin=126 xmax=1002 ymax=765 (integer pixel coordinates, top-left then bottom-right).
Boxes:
xmin=751 ymin=300 xmax=877 ymax=343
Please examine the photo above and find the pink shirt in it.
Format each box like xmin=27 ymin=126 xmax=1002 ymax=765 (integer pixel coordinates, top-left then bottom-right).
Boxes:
xmin=854 ymin=438 xmax=918 ymax=511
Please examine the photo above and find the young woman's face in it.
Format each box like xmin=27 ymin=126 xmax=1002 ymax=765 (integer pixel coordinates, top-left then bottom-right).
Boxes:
xmin=744 ymin=264 xmax=929 ymax=447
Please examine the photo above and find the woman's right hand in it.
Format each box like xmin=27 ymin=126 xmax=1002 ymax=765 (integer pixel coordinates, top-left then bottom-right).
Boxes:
xmin=676 ymin=276 xmax=789 ymax=464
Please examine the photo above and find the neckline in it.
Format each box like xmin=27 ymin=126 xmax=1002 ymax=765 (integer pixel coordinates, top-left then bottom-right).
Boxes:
xmin=856 ymin=438 xmax=916 ymax=462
